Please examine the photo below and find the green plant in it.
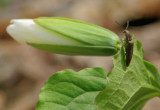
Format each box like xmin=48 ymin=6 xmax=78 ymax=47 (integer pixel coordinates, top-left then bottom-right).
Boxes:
xmin=7 ymin=17 xmax=160 ymax=110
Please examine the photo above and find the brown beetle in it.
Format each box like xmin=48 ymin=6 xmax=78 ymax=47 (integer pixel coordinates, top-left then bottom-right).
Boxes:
xmin=123 ymin=29 xmax=134 ymax=66
xmin=123 ymin=21 xmax=134 ymax=66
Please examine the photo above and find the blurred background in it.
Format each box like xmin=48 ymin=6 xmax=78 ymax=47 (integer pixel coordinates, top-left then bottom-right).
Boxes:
xmin=0 ymin=0 xmax=160 ymax=110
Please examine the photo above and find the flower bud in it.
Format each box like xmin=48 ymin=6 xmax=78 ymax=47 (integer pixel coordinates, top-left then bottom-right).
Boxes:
xmin=7 ymin=17 xmax=120 ymax=56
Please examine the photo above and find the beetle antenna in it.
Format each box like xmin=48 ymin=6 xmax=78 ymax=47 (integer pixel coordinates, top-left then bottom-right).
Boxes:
xmin=115 ymin=21 xmax=124 ymax=31
xmin=125 ymin=20 xmax=129 ymax=30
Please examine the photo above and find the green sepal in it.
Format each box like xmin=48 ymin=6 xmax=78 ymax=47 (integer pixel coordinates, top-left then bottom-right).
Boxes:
xmin=33 ymin=17 xmax=120 ymax=56
xmin=28 ymin=43 xmax=119 ymax=56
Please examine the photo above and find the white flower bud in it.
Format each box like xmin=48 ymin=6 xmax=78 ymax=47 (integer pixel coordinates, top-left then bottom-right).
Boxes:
xmin=7 ymin=17 xmax=120 ymax=56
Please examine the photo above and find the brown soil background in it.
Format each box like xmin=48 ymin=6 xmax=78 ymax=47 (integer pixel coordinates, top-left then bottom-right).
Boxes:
xmin=0 ymin=0 xmax=160 ymax=110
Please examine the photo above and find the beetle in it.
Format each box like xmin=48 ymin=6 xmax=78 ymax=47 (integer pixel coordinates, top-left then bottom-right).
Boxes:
xmin=123 ymin=21 xmax=134 ymax=66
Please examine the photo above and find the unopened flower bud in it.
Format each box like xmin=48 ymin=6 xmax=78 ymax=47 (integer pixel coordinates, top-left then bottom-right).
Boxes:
xmin=7 ymin=17 xmax=120 ymax=56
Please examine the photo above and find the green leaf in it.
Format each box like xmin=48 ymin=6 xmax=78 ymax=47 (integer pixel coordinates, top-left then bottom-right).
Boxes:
xmin=36 ymin=67 xmax=107 ymax=110
xmin=96 ymin=37 xmax=160 ymax=110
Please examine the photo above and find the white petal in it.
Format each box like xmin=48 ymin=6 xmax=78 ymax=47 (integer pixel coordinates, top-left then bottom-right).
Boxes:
xmin=7 ymin=19 xmax=81 ymax=45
